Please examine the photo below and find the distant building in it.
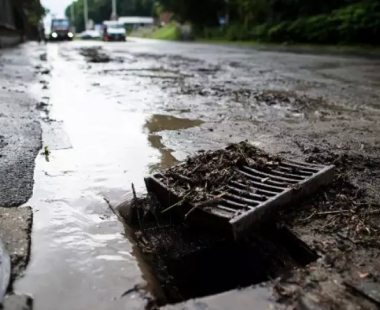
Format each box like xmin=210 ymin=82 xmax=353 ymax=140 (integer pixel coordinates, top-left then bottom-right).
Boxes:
xmin=118 ymin=16 xmax=154 ymax=29
xmin=159 ymin=12 xmax=171 ymax=26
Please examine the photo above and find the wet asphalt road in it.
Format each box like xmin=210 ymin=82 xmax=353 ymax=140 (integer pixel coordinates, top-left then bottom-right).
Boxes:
xmin=0 ymin=46 xmax=41 ymax=207
xmin=3 ymin=38 xmax=380 ymax=309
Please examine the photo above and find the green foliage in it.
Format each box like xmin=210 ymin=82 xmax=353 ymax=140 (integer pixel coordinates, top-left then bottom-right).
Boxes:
xmin=155 ymin=0 xmax=224 ymax=26
xmin=65 ymin=0 xmax=380 ymax=44
xmin=197 ymin=0 xmax=380 ymax=45
xmin=15 ymin=0 xmax=47 ymax=26
xmin=130 ymin=24 xmax=180 ymax=40
xmin=149 ymin=24 xmax=180 ymax=40
xmin=200 ymin=27 xmax=226 ymax=40
xmin=65 ymin=0 xmax=154 ymax=32
xmin=264 ymin=1 xmax=380 ymax=44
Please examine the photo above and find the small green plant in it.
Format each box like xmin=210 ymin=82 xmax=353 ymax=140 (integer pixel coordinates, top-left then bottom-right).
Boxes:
xmin=41 ymin=146 xmax=50 ymax=162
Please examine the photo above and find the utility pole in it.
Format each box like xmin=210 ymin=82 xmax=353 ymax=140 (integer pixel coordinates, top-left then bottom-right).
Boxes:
xmin=225 ymin=0 xmax=229 ymax=25
xmin=84 ymin=0 xmax=88 ymax=30
xmin=70 ymin=2 xmax=76 ymax=33
xmin=111 ymin=0 xmax=117 ymax=20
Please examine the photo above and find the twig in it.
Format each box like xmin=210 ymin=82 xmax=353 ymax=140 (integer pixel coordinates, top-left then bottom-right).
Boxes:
xmin=236 ymin=143 xmax=248 ymax=161
xmin=367 ymin=210 xmax=380 ymax=215
xmin=131 ymin=183 xmax=136 ymax=199
xmin=324 ymin=191 xmax=329 ymax=201
xmin=219 ymin=154 xmax=224 ymax=165
xmin=299 ymin=211 xmax=317 ymax=222
xmin=103 ymin=197 xmax=118 ymax=216
xmin=191 ymin=164 xmax=201 ymax=173
xmin=184 ymin=193 xmax=226 ymax=220
xmin=170 ymin=173 xmax=196 ymax=185
xmin=317 ymin=210 xmax=350 ymax=215
xmin=121 ymin=284 xmax=145 ymax=298
xmin=161 ymin=192 xmax=191 ymax=214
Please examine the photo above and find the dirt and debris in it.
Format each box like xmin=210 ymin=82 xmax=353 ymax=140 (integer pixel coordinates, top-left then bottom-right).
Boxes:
xmin=79 ymin=47 xmax=112 ymax=63
xmin=39 ymin=53 xmax=47 ymax=61
xmin=283 ymin=151 xmax=380 ymax=246
xmin=160 ymin=141 xmax=281 ymax=204
xmin=179 ymin=86 xmax=320 ymax=109
xmin=40 ymin=69 xmax=50 ymax=75
xmin=36 ymin=101 xmax=49 ymax=112
xmin=267 ymin=148 xmax=380 ymax=309
xmin=123 ymin=145 xmax=380 ymax=309
xmin=11 ymin=39 xmax=380 ymax=310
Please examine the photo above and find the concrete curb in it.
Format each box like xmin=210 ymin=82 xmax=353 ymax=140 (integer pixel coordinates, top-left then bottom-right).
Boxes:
xmin=0 ymin=236 xmax=11 ymax=307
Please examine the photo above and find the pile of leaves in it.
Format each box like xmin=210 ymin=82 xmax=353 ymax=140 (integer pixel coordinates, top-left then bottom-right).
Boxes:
xmin=161 ymin=141 xmax=281 ymax=204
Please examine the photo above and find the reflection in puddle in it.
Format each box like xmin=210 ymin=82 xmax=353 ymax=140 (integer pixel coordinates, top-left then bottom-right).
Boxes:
xmin=148 ymin=134 xmax=178 ymax=172
xmin=145 ymin=114 xmax=204 ymax=132
xmin=144 ymin=114 xmax=204 ymax=172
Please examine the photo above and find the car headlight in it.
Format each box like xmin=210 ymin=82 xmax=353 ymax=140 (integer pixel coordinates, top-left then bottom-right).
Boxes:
xmin=52 ymin=32 xmax=58 ymax=38
xmin=68 ymin=32 xmax=73 ymax=38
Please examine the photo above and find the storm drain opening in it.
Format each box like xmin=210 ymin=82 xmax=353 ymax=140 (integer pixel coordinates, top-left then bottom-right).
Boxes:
xmin=145 ymin=142 xmax=335 ymax=240
xmin=124 ymin=142 xmax=334 ymax=305
xmin=131 ymin=221 xmax=318 ymax=305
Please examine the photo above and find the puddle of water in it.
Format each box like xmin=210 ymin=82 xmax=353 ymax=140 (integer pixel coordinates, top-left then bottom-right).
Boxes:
xmin=144 ymin=114 xmax=203 ymax=133
xmin=147 ymin=134 xmax=178 ymax=172
xmin=15 ymin=44 xmax=194 ymax=310
xmin=144 ymin=114 xmax=204 ymax=172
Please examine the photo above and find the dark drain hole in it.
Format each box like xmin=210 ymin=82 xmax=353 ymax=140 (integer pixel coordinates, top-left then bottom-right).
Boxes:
xmin=133 ymin=222 xmax=318 ymax=305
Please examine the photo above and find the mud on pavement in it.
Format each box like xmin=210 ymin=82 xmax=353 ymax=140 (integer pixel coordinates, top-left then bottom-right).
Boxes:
xmin=2 ymin=39 xmax=380 ymax=310
xmin=89 ymin=41 xmax=380 ymax=309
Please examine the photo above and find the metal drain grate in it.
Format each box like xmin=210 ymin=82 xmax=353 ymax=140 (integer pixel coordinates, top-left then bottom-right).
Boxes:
xmin=145 ymin=158 xmax=335 ymax=239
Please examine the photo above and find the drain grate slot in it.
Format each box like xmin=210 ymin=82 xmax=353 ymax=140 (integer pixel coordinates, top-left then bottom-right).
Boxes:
xmin=236 ymin=169 xmax=289 ymax=188
xmin=241 ymin=166 xmax=300 ymax=184
xmin=216 ymin=205 xmax=239 ymax=214
xmin=279 ymin=162 xmax=319 ymax=174
xmin=276 ymin=165 xmax=314 ymax=177
xmin=221 ymin=199 xmax=251 ymax=210
xmin=145 ymin=145 xmax=335 ymax=239
xmin=224 ymin=193 xmax=260 ymax=207
xmin=230 ymin=181 xmax=278 ymax=197
xmin=227 ymin=185 xmax=268 ymax=201
xmin=207 ymin=207 xmax=233 ymax=218
xmin=264 ymin=169 xmax=306 ymax=180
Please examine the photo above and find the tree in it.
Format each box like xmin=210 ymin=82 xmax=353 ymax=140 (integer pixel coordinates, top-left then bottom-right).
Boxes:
xmin=65 ymin=0 xmax=155 ymax=32
xmin=157 ymin=0 xmax=225 ymax=26
xmin=14 ymin=0 xmax=47 ymax=26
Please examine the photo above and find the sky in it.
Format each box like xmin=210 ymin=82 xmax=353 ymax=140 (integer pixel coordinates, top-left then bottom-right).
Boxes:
xmin=41 ymin=0 xmax=73 ymax=30
xmin=41 ymin=0 xmax=73 ymax=17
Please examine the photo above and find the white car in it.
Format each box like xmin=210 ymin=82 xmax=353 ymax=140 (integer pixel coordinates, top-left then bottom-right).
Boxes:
xmin=79 ymin=30 xmax=101 ymax=40
xmin=103 ymin=21 xmax=126 ymax=42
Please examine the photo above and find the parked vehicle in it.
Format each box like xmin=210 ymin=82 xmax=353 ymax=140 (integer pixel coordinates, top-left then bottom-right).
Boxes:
xmin=50 ymin=18 xmax=73 ymax=41
xmin=102 ymin=21 xmax=126 ymax=42
xmin=79 ymin=30 xmax=101 ymax=40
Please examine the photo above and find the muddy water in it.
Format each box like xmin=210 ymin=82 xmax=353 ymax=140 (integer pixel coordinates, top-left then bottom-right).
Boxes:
xmin=15 ymin=44 xmax=203 ymax=310
xmin=144 ymin=115 xmax=204 ymax=172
